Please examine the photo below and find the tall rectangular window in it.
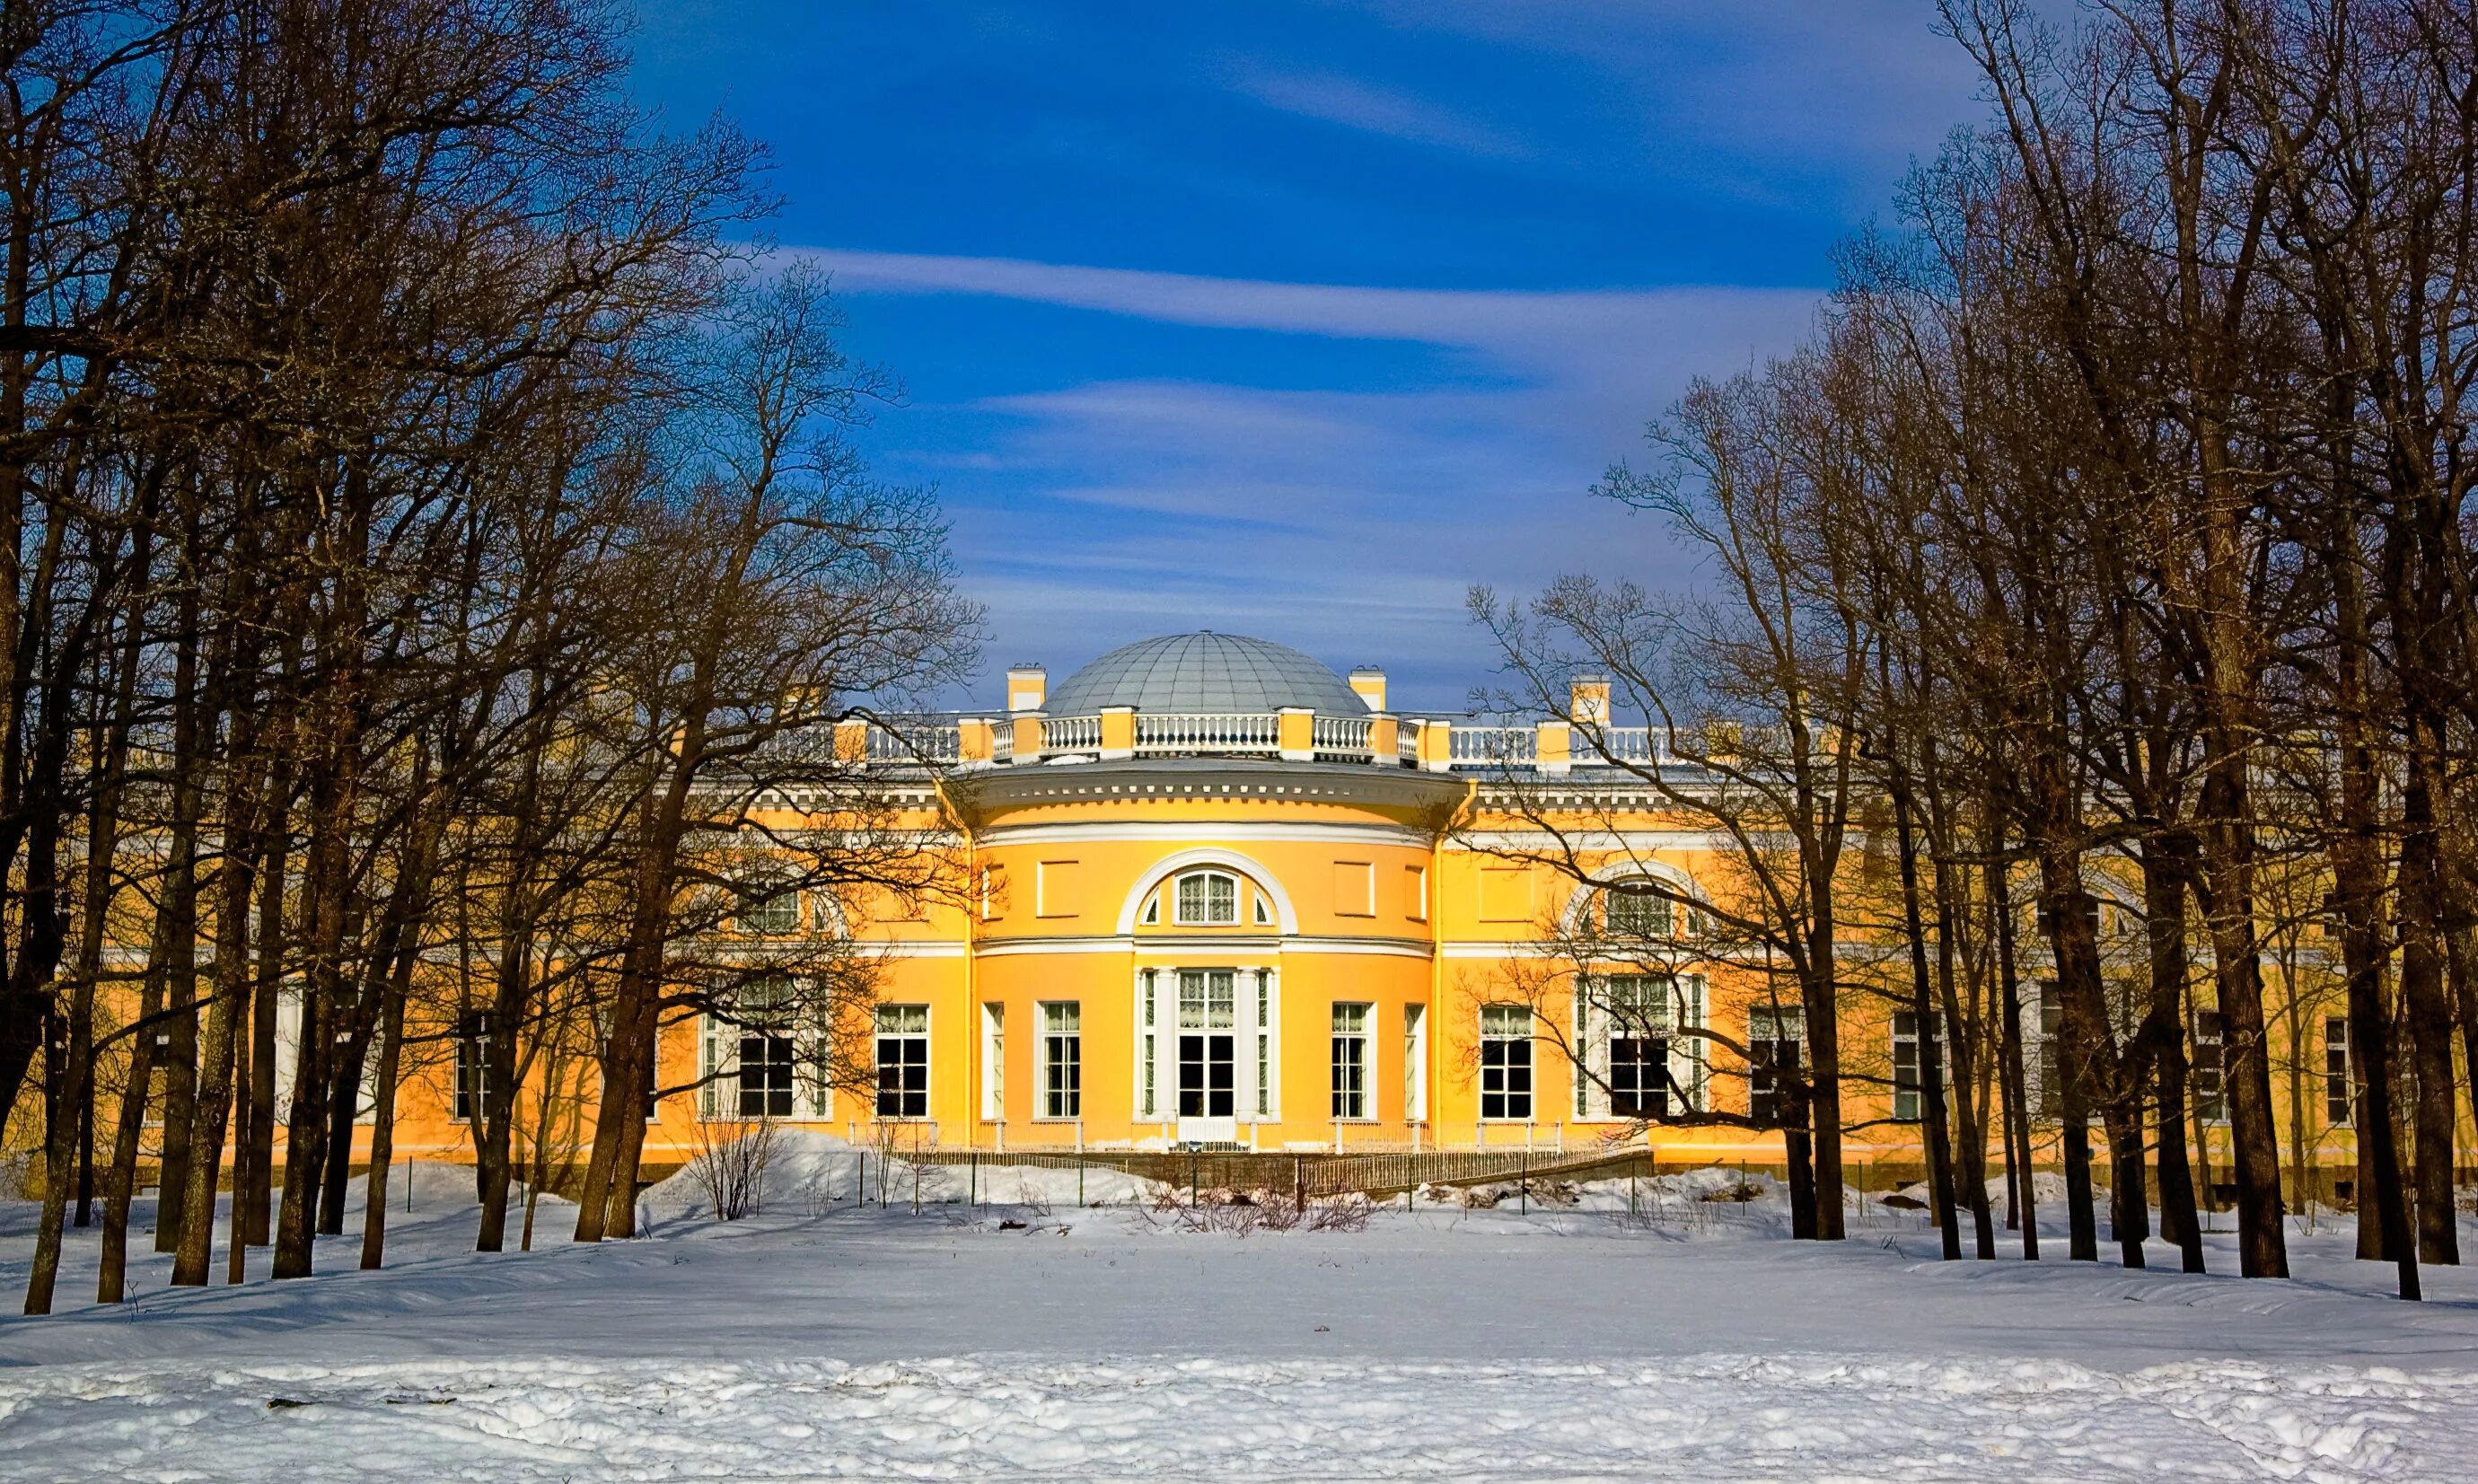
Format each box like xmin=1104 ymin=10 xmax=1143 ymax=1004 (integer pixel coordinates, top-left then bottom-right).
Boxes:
xmin=1254 ymin=970 xmax=1274 ymax=1118
xmin=453 ymin=1010 xmax=489 ymax=1122
xmin=1331 ymin=1003 xmax=1371 ymax=1120
xmin=738 ymin=1029 xmax=795 ymax=1117
xmin=2324 ymin=1015 xmax=2351 ymax=1127
xmin=1041 ymin=1002 xmax=1081 ymax=1119
xmin=1747 ymin=1005 xmax=1804 ymax=1128
xmin=1140 ymin=970 xmax=1157 ymax=1118
xmin=2192 ymin=1008 xmax=2227 ymax=1123
xmin=1602 ymin=974 xmax=1681 ymax=1119
xmin=737 ymin=979 xmax=796 ymax=1118
xmin=2034 ymin=980 xmax=2062 ymax=1117
xmin=980 ymin=1004 xmax=1005 ymax=1120
xmin=1402 ymin=1003 xmax=1427 ymax=1121
xmin=874 ymin=1005 xmax=929 ymax=1119
xmin=1480 ymin=1005 xmax=1533 ymax=1121
xmin=1893 ymin=1011 xmax=1940 ymax=1122
xmin=1175 ymin=969 xmax=1235 ymax=1119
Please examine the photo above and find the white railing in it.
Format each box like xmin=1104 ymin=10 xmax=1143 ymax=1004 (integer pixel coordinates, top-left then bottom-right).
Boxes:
xmin=1449 ymin=725 xmax=1536 ymax=765
xmin=1044 ymin=715 xmax=1103 ymax=751
xmin=991 ymin=727 xmax=1015 ymax=764
xmin=1311 ymin=715 xmax=1373 ymax=753
xmin=1135 ymin=712 xmax=1282 ymax=754
xmin=1398 ymin=723 xmax=1422 ymax=762
xmin=866 ymin=722 xmax=962 ymax=764
xmin=1582 ymin=725 xmax=1659 ymax=765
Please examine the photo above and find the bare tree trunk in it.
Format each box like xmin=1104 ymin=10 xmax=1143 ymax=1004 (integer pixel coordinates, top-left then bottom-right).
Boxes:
xmin=1887 ymin=760 xmax=1958 ymax=1259
xmin=357 ymin=933 xmax=415 ymax=1270
xmin=2142 ymin=839 xmax=2205 ymax=1273
xmin=2396 ymin=751 xmax=2459 ymax=1266
xmin=1989 ymin=851 xmax=2037 ymax=1259
xmin=242 ymin=775 xmax=289 ymax=1251
xmin=2201 ymin=768 xmax=2289 ymax=1278
xmin=25 ymin=540 xmax=146 ymax=1313
xmin=1932 ymin=853 xmax=1993 ymax=1259
xmin=94 ymin=970 xmax=162 ymax=1304
xmin=170 ymin=762 xmax=256 ymax=1286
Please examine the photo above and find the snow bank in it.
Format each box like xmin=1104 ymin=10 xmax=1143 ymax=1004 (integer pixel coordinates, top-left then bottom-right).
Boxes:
xmin=1884 ymin=1172 xmax=2096 ymax=1208
xmin=4 ymin=1351 xmax=2467 ymax=1481
xmin=641 ymin=1131 xmax=1164 ymax=1218
xmin=1427 ymin=1165 xmax=1788 ymax=1213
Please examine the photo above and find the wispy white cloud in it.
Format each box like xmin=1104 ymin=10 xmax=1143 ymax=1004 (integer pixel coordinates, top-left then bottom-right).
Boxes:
xmin=795 ymin=247 xmax=1818 ymax=700
xmin=1223 ymin=63 xmax=1533 ymax=161
xmin=804 ymin=249 xmax=1811 ymax=378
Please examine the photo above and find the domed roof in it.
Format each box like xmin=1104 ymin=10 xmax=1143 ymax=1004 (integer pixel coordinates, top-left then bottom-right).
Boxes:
xmin=1046 ymin=632 xmax=1368 ymax=717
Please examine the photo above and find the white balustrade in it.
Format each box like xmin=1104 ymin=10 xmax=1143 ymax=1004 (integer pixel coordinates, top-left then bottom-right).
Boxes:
xmin=1311 ymin=715 xmax=1373 ymax=753
xmin=1133 ymin=712 xmax=1282 ymax=753
xmin=1447 ymin=725 xmax=1536 ymax=764
xmin=866 ymin=722 xmax=963 ymax=763
xmin=1044 ymin=715 xmax=1103 ymax=751
xmin=1584 ymin=725 xmax=1658 ymax=765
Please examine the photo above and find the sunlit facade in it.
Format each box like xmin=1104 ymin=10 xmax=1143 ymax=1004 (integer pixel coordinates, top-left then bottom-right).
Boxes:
xmin=365 ymin=630 xmax=2366 ymax=1189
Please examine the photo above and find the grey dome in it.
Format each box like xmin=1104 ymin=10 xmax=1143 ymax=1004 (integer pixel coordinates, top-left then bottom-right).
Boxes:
xmin=1046 ymin=632 xmax=1367 ymax=716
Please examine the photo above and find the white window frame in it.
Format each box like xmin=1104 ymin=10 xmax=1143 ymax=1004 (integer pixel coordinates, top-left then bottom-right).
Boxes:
xmin=1600 ymin=882 xmax=1674 ymax=940
xmin=737 ymin=871 xmax=801 ymax=937
xmin=452 ymin=1010 xmax=489 ymax=1124
xmin=1138 ymin=965 xmax=1276 ymax=1123
xmin=1892 ymin=1008 xmax=1943 ymax=1122
xmin=1173 ymin=870 xmax=1241 ymax=926
xmin=2192 ymin=1007 xmax=2227 ymax=1125
xmin=2324 ymin=1014 xmax=2351 ymax=1128
xmin=700 ymin=977 xmax=830 ymax=1120
xmin=874 ymin=1004 xmax=930 ymax=1120
xmin=1039 ymin=1001 xmax=1081 ymax=1120
xmin=1331 ymin=1002 xmax=1374 ymax=1121
xmin=1480 ymin=1004 xmax=1533 ymax=1122
xmin=1402 ymin=1002 xmax=1428 ymax=1121
xmin=1577 ymin=973 xmax=1705 ymax=1121
xmin=1253 ymin=969 xmax=1279 ymax=1120
xmin=1746 ymin=1004 xmax=1804 ymax=1128
xmin=980 ymin=1002 xmax=1005 ymax=1120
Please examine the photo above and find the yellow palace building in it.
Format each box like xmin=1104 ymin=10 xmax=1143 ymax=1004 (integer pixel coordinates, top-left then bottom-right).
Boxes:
xmin=367 ymin=629 xmax=2360 ymax=1182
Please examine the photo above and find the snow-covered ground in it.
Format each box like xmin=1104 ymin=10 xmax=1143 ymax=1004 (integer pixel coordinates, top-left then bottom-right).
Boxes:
xmin=4 ymin=1138 xmax=2476 ymax=1480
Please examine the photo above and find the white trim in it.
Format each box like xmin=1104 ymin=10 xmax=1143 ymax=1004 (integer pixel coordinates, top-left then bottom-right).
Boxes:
xmin=1557 ymin=860 xmax=1703 ymax=935
xmin=1330 ymin=999 xmax=1376 ymax=1122
xmin=1116 ymin=847 xmax=1301 ymax=934
xmin=1449 ymin=830 xmax=1738 ymax=852
xmin=1402 ymin=1002 xmax=1428 ymax=1122
xmin=980 ymin=1002 xmax=1006 ymax=1121
xmin=983 ymin=821 xmax=1425 ymax=847
xmin=1440 ymin=940 xmax=1582 ymax=959
xmin=1172 ymin=868 xmax=1243 ymax=926
xmin=968 ymin=934 xmax=1433 ymax=959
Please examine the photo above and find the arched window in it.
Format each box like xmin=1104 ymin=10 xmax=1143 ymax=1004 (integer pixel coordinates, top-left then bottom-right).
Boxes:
xmin=1597 ymin=882 xmax=1674 ymax=940
xmin=737 ymin=871 xmax=801 ymax=936
xmin=1173 ymin=869 xmax=1240 ymax=926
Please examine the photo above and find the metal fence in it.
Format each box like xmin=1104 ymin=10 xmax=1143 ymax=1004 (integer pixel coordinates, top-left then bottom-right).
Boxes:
xmin=900 ymin=1146 xmax=1732 ymax=1203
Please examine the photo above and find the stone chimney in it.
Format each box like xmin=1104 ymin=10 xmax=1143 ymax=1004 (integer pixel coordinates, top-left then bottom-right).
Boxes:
xmin=1570 ymin=673 xmax=1610 ymax=724
xmin=1006 ymin=663 xmax=1046 ymax=713
xmin=1349 ymin=666 xmax=1386 ymax=713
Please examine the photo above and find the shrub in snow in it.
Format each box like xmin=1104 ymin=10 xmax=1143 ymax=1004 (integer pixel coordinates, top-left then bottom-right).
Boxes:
xmin=683 ymin=1120 xmax=783 ymax=1221
xmin=1136 ymin=1186 xmax=1370 ymax=1236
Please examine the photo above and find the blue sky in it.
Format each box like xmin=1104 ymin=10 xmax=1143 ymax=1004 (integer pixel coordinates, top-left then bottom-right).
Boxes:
xmin=628 ymin=2 xmax=1989 ymax=712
